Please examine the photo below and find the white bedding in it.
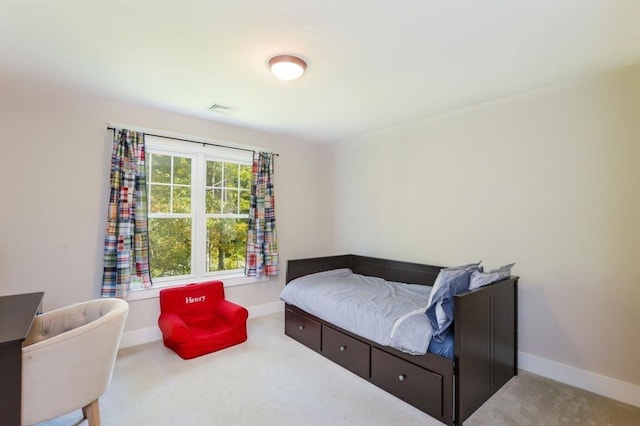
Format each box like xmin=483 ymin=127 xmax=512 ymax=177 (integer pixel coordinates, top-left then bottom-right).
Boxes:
xmin=280 ymin=268 xmax=434 ymax=355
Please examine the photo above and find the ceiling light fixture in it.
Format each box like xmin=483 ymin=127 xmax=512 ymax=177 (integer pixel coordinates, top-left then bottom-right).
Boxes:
xmin=269 ymin=55 xmax=307 ymax=81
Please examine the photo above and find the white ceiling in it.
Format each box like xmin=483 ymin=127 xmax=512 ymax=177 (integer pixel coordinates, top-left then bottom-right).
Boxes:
xmin=1 ymin=1 xmax=639 ymax=143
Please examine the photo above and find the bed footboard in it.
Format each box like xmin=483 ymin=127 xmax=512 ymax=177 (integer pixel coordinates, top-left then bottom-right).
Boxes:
xmin=454 ymin=277 xmax=518 ymax=424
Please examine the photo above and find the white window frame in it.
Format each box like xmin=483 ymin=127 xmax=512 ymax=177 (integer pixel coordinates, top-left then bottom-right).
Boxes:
xmin=127 ymin=135 xmax=266 ymax=300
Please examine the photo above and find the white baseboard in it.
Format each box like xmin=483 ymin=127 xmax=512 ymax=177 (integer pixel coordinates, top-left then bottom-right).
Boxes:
xmin=247 ymin=300 xmax=284 ymax=318
xmin=119 ymin=325 xmax=162 ymax=349
xmin=519 ymin=351 xmax=640 ymax=408
xmin=119 ymin=300 xmax=284 ymax=349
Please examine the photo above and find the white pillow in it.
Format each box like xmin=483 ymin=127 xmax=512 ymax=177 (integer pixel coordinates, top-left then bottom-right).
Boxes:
xmin=469 ymin=263 xmax=515 ymax=290
xmin=290 ymin=268 xmax=353 ymax=283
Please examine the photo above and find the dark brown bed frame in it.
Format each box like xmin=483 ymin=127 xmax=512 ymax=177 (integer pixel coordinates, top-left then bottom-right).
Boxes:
xmin=284 ymin=254 xmax=518 ymax=426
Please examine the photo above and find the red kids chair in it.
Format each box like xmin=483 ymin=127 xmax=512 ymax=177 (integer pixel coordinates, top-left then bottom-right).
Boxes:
xmin=158 ymin=281 xmax=249 ymax=359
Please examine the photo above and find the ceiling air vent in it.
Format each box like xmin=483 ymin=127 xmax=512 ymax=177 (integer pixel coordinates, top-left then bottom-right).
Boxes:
xmin=208 ymin=104 xmax=233 ymax=114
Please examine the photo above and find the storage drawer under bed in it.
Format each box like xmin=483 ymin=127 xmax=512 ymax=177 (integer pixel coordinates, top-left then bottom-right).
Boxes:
xmin=285 ymin=307 xmax=322 ymax=352
xmin=370 ymin=347 xmax=443 ymax=418
xmin=321 ymin=324 xmax=370 ymax=379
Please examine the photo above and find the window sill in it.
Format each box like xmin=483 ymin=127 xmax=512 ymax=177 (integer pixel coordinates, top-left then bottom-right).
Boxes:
xmin=125 ymin=274 xmax=270 ymax=302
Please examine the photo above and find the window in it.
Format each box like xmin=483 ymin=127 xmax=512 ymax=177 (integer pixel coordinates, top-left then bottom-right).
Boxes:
xmin=204 ymin=159 xmax=251 ymax=272
xmin=142 ymin=136 xmax=252 ymax=287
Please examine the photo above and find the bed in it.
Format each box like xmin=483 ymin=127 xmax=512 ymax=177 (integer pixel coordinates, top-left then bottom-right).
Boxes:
xmin=282 ymin=254 xmax=518 ymax=426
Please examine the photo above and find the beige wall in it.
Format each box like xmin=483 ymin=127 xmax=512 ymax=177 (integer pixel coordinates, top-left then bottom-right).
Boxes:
xmin=2 ymin=64 xmax=638 ymax=399
xmin=330 ymin=65 xmax=640 ymax=387
xmin=0 ymin=74 xmax=334 ymax=332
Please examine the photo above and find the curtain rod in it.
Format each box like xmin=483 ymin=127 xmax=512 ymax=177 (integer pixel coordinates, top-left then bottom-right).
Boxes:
xmin=107 ymin=127 xmax=279 ymax=156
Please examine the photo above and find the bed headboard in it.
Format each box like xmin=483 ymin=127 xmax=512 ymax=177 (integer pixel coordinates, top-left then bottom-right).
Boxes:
xmin=285 ymin=254 xmax=443 ymax=286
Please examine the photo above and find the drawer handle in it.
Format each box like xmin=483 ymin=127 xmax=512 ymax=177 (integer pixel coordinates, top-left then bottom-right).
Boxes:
xmin=339 ymin=345 xmax=347 ymax=352
xmin=398 ymin=374 xmax=407 ymax=382
xmin=298 ymin=325 xmax=305 ymax=331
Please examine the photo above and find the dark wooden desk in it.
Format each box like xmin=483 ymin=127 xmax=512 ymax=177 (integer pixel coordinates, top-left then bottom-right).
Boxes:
xmin=0 ymin=292 xmax=44 ymax=426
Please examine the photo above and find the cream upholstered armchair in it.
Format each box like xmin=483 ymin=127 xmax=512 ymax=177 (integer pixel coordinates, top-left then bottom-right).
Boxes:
xmin=21 ymin=298 xmax=128 ymax=426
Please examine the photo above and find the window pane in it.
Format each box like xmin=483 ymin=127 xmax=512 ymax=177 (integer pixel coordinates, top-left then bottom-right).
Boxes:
xmin=207 ymin=161 xmax=223 ymax=187
xmin=225 ymin=163 xmax=239 ymax=188
xmin=173 ymin=157 xmax=191 ymax=185
xmin=149 ymin=218 xmax=192 ymax=278
xmin=149 ymin=184 xmax=170 ymax=213
xmin=223 ymin=189 xmax=239 ymax=214
xmin=240 ymin=164 xmax=252 ymax=190
xmin=206 ymin=188 xmax=222 ymax=213
xmin=206 ymin=218 xmax=248 ymax=272
xmin=173 ymin=186 xmax=191 ymax=213
xmin=239 ymin=189 xmax=250 ymax=214
xmin=150 ymin=154 xmax=171 ymax=184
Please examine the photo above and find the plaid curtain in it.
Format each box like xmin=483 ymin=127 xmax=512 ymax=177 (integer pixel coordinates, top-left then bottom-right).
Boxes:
xmin=245 ymin=152 xmax=279 ymax=277
xmin=101 ymin=129 xmax=152 ymax=298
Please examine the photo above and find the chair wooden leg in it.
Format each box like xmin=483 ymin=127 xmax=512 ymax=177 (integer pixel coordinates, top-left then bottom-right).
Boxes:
xmin=82 ymin=399 xmax=101 ymax=426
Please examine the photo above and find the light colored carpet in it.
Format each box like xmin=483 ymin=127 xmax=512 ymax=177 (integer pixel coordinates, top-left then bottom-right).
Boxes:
xmin=39 ymin=313 xmax=639 ymax=426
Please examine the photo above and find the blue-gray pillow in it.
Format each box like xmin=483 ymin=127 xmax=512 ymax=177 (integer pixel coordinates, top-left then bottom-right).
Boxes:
xmin=426 ymin=263 xmax=480 ymax=341
xmin=426 ymin=261 xmax=482 ymax=306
